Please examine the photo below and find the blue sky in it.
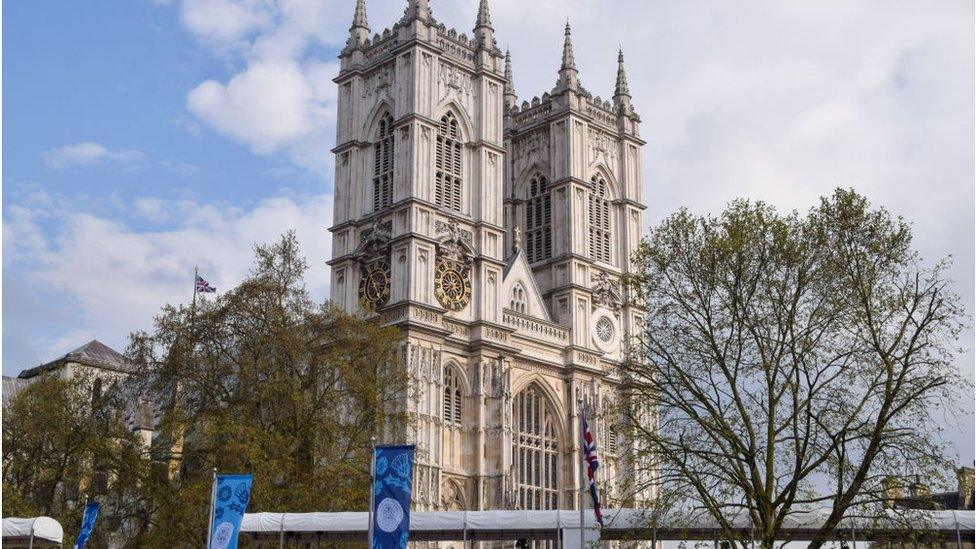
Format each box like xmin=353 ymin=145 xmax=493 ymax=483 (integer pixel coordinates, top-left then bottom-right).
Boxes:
xmin=4 ymin=1 xmax=334 ymax=370
xmin=3 ymin=1 xmax=974 ymax=463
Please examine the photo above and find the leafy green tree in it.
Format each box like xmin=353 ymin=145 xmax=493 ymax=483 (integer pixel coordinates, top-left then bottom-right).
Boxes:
xmin=2 ymin=372 xmax=144 ymax=547
xmin=621 ymin=189 xmax=969 ymax=549
xmin=127 ymin=231 xmax=409 ymax=546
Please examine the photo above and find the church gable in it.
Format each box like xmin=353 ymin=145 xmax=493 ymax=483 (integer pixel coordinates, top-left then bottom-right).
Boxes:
xmin=501 ymin=248 xmax=551 ymax=322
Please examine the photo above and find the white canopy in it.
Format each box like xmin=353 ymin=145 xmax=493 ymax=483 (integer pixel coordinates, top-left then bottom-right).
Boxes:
xmin=598 ymin=508 xmax=976 ymax=540
xmin=1 ymin=516 xmax=64 ymax=546
xmin=241 ymin=508 xmax=975 ymax=543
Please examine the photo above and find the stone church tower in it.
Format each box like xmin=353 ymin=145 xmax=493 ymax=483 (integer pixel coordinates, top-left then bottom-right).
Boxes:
xmin=328 ymin=0 xmax=646 ymax=514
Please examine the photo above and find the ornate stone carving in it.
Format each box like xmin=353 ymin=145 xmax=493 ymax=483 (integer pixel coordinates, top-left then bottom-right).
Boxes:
xmin=435 ymin=219 xmax=473 ymax=243
xmin=362 ymin=65 xmax=394 ymax=102
xmin=441 ymin=478 xmax=466 ymax=511
xmin=437 ymin=62 xmax=474 ymax=109
xmin=359 ymin=219 xmax=392 ymax=248
xmin=589 ymin=128 xmax=619 ymax=167
xmin=513 ymin=128 xmax=549 ymax=176
xmin=591 ymin=270 xmax=622 ymax=311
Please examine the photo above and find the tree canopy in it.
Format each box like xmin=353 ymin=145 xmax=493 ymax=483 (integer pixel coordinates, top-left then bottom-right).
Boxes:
xmin=3 ymin=232 xmax=409 ymax=547
xmin=3 ymin=372 xmax=142 ymax=547
xmin=621 ymin=189 xmax=969 ymax=549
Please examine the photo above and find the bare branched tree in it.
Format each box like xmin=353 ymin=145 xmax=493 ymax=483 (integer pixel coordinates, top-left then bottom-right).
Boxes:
xmin=621 ymin=189 xmax=969 ymax=549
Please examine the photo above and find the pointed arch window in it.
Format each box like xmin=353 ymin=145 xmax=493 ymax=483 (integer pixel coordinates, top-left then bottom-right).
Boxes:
xmin=373 ymin=113 xmax=395 ymax=211
xmin=588 ymin=175 xmax=612 ymax=263
xmin=512 ymin=385 xmax=559 ymax=510
xmin=607 ymin=424 xmax=618 ymax=455
xmin=525 ymin=173 xmax=552 ymax=263
xmin=510 ymin=283 xmax=527 ymax=314
xmin=435 ymin=113 xmax=463 ymax=212
xmin=443 ymin=365 xmax=463 ymax=426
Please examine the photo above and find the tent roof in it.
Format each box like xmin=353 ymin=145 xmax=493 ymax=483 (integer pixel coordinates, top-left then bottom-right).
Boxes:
xmin=1 ymin=517 xmax=64 ymax=545
xmin=241 ymin=508 xmax=975 ymax=543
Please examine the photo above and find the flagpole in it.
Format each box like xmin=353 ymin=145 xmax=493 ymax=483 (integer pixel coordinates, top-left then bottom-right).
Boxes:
xmin=577 ymin=399 xmax=586 ymax=549
xmin=80 ymin=493 xmax=89 ymax=549
xmin=205 ymin=467 xmax=216 ymax=549
xmin=192 ymin=266 xmax=199 ymax=315
xmin=367 ymin=436 xmax=377 ymax=549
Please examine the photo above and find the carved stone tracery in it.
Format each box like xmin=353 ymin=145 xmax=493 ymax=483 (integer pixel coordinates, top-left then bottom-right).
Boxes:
xmin=591 ymin=270 xmax=622 ymax=311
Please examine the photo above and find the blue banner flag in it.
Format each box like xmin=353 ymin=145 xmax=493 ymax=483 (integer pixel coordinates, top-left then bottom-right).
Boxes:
xmin=73 ymin=501 xmax=100 ymax=549
xmin=208 ymin=474 xmax=253 ymax=549
xmin=371 ymin=445 xmax=414 ymax=549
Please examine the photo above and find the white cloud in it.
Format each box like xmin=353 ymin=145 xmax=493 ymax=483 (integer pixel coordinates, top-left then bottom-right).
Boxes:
xmin=178 ymin=0 xmax=271 ymax=45
xmin=133 ymin=197 xmax=169 ymax=222
xmin=187 ymin=62 xmax=316 ymax=154
xmin=4 ymin=192 xmax=334 ymax=368
xmin=42 ymin=142 xmax=144 ymax=169
xmin=178 ymin=0 xmax=348 ymax=172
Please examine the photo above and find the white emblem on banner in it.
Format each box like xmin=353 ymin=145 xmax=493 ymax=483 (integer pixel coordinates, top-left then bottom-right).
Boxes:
xmin=376 ymin=497 xmax=404 ymax=533
xmin=211 ymin=522 xmax=234 ymax=549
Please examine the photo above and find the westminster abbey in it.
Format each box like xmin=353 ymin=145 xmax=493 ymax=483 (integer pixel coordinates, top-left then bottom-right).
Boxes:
xmin=328 ymin=0 xmax=647 ymax=515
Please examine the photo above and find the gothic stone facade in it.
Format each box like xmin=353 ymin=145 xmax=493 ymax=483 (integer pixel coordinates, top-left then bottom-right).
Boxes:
xmin=328 ymin=0 xmax=646 ymax=514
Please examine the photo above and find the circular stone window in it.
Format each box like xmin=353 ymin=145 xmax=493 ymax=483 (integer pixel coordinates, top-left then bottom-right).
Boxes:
xmin=595 ymin=316 xmax=615 ymax=343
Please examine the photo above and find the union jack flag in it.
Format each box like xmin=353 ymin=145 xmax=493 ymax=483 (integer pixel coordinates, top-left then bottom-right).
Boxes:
xmin=580 ymin=406 xmax=604 ymax=527
xmin=195 ymin=275 xmax=216 ymax=293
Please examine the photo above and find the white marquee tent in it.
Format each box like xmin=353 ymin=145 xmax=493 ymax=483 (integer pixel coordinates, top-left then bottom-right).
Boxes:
xmin=1 ymin=516 xmax=64 ymax=547
xmin=240 ymin=508 xmax=975 ymax=545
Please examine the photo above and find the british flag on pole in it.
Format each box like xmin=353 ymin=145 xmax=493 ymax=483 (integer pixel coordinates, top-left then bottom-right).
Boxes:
xmin=580 ymin=407 xmax=604 ymax=527
xmin=195 ymin=275 xmax=217 ymax=293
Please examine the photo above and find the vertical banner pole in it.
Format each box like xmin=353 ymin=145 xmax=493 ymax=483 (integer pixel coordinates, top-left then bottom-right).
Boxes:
xmin=577 ymin=399 xmax=586 ymax=549
xmin=556 ymin=457 xmax=562 ymax=549
xmin=205 ymin=467 xmax=216 ymax=549
xmin=279 ymin=513 xmax=286 ymax=549
xmin=955 ymin=509 xmax=962 ymax=549
xmin=367 ymin=436 xmax=377 ymax=549
xmin=556 ymin=501 xmax=561 ymax=549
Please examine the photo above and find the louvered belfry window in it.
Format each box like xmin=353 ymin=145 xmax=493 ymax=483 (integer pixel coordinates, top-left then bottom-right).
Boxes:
xmin=372 ymin=113 xmax=395 ymax=211
xmin=443 ymin=366 xmax=463 ymax=426
xmin=525 ymin=174 xmax=552 ymax=263
xmin=435 ymin=113 xmax=463 ymax=212
xmin=588 ymin=175 xmax=612 ymax=263
xmin=512 ymin=385 xmax=559 ymax=511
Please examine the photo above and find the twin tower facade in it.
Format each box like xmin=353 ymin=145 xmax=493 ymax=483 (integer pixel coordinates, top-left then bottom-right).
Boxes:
xmin=328 ymin=0 xmax=647 ymax=513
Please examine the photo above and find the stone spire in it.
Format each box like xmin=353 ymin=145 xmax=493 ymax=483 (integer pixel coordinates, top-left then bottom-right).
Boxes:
xmin=556 ymin=21 xmax=579 ymax=91
xmin=504 ymin=49 xmax=517 ymax=109
xmin=400 ymin=0 xmax=430 ymax=24
xmin=613 ymin=48 xmax=632 ymax=113
xmin=348 ymin=0 xmax=370 ymax=47
xmin=473 ymin=0 xmax=494 ymax=48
